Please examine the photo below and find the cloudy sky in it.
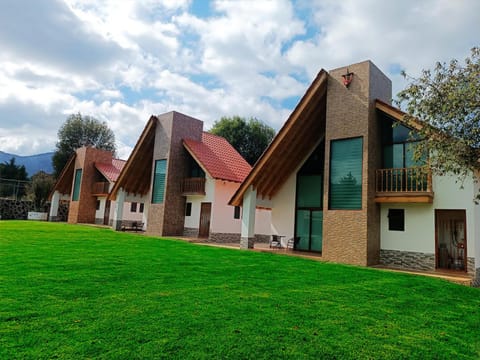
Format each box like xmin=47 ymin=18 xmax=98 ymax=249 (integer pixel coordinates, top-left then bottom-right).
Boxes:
xmin=0 ymin=0 xmax=478 ymax=159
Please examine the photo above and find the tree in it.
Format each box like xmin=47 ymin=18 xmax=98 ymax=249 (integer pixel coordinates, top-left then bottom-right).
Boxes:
xmin=53 ymin=113 xmax=116 ymax=177
xmin=0 ymin=158 xmax=29 ymax=199
xmin=209 ymin=116 xmax=276 ymax=165
xmin=26 ymin=171 xmax=56 ymax=211
xmin=397 ymin=47 xmax=480 ymax=186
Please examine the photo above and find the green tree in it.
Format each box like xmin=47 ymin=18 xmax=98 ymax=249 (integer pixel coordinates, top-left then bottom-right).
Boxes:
xmin=53 ymin=113 xmax=116 ymax=177
xmin=209 ymin=116 xmax=276 ymax=165
xmin=0 ymin=158 xmax=29 ymax=199
xmin=26 ymin=171 xmax=56 ymax=211
xmin=397 ymin=47 xmax=480 ymax=187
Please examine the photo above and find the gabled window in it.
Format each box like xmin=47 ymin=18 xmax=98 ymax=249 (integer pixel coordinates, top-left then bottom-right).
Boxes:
xmin=152 ymin=159 xmax=167 ymax=204
xmin=72 ymin=169 xmax=82 ymax=201
xmin=329 ymin=137 xmax=363 ymax=210
xmin=381 ymin=116 xmax=425 ymax=169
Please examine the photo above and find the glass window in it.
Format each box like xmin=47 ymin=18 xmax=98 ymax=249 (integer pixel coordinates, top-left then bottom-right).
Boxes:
xmin=234 ymin=206 xmax=241 ymax=219
xmin=96 ymin=200 xmax=100 ymax=210
xmin=329 ymin=137 xmax=363 ymax=210
xmin=72 ymin=169 xmax=82 ymax=201
xmin=139 ymin=203 xmax=144 ymax=213
xmin=152 ymin=159 xmax=167 ymax=204
xmin=185 ymin=202 xmax=192 ymax=216
xmin=388 ymin=209 xmax=405 ymax=231
xmin=130 ymin=202 xmax=137 ymax=212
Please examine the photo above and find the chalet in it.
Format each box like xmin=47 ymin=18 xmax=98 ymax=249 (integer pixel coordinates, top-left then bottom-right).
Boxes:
xmin=230 ymin=60 xmax=479 ymax=285
xmin=108 ymin=111 xmax=270 ymax=241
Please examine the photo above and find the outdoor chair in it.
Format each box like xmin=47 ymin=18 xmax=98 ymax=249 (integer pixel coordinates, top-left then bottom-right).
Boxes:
xmin=286 ymin=237 xmax=300 ymax=250
xmin=270 ymin=234 xmax=283 ymax=249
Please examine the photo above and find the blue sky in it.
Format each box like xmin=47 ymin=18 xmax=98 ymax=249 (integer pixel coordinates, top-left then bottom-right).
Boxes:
xmin=0 ymin=0 xmax=478 ymax=159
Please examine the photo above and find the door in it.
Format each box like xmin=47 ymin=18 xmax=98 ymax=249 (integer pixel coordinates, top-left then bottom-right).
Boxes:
xmin=103 ymin=200 xmax=111 ymax=225
xmin=435 ymin=210 xmax=467 ymax=271
xmin=199 ymin=202 xmax=211 ymax=238
xmin=295 ymin=210 xmax=323 ymax=252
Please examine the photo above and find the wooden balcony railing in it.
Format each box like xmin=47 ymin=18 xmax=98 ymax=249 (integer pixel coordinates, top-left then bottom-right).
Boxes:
xmin=182 ymin=177 xmax=206 ymax=195
xmin=375 ymin=167 xmax=433 ymax=203
xmin=92 ymin=181 xmax=110 ymax=195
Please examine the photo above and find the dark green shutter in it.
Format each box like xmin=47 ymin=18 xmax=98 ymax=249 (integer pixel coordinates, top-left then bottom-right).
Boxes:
xmin=72 ymin=169 xmax=82 ymax=201
xmin=329 ymin=137 xmax=363 ymax=209
xmin=152 ymin=160 xmax=166 ymax=204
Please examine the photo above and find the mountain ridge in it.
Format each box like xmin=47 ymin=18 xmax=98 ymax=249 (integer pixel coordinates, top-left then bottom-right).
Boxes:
xmin=0 ymin=151 xmax=54 ymax=177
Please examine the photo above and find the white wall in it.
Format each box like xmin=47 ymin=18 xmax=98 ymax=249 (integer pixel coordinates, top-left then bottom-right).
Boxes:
xmin=380 ymin=173 xmax=478 ymax=258
xmin=271 ymin=171 xmax=297 ymax=239
xmin=184 ymin=176 xmax=215 ymax=229
xmin=211 ymin=180 xmax=240 ymax=233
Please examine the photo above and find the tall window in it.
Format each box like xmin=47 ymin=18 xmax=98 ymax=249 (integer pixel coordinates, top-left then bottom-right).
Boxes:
xmin=185 ymin=202 xmax=192 ymax=216
xmin=329 ymin=137 xmax=363 ymax=210
xmin=152 ymin=159 xmax=167 ymax=204
xmin=72 ymin=169 xmax=82 ymax=201
xmin=295 ymin=143 xmax=324 ymax=252
xmin=139 ymin=203 xmax=144 ymax=213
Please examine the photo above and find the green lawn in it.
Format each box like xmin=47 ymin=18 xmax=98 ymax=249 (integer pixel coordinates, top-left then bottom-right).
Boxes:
xmin=1 ymin=221 xmax=479 ymax=359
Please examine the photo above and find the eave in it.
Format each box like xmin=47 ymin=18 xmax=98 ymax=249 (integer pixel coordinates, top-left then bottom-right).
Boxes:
xmin=230 ymin=70 xmax=328 ymax=206
xmin=108 ymin=116 xmax=157 ymax=200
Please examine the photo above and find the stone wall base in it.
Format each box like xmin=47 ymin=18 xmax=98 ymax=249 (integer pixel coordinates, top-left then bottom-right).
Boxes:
xmin=473 ymin=268 xmax=480 ymax=287
xmin=380 ymin=249 xmax=435 ymax=271
xmin=209 ymin=232 xmax=240 ymax=243
xmin=240 ymin=237 xmax=254 ymax=249
xmin=183 ymin=227 xmax=199 ymax=238
xmin=255 ymin=234 xmax=270 ymax=243
xmin=381 ymin=249 xmax=476 ymax=278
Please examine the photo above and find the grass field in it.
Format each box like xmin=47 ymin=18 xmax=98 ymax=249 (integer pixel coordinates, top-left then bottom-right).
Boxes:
xmin=1 ymin=221 xmax=479 ymax=359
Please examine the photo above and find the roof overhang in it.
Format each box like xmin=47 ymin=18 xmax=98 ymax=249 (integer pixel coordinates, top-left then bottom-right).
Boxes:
xmin=230 ymin=70 xmax=328 ymax=206
xmin=48 ymin=153 xmax=76 ymax=200
xmin=375 ymin=99 xmax=424 ymax=131
xmin=108 ymin=116 xmax=157 ymax=200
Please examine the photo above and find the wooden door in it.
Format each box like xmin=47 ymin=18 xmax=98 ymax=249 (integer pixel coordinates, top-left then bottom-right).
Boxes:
xmin=103 ymin=200 xmax=111 ymax=225
xmin=199 ymin=202 xmax=211 ymax=238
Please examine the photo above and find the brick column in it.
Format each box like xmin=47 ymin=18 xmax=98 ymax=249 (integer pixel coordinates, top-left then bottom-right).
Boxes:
xmin=240 ymin=186 xmax=256 ymax=249
xmin=49 ymin=191 xmax=60 ymax=221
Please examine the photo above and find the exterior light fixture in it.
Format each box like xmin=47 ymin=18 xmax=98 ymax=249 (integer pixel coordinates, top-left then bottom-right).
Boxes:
xmin=341 ymin=68 xmax=354 ymax=88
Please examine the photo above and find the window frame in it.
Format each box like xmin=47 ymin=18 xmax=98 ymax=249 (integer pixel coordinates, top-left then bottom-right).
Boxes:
xmin=151 ymin=159 xmax=167 ymax=204
xmin=234 ymin=206 xmax=241 ymax=219
xmin=388 ymin=209 xmax=405 ymax=231
xmin=72 ymin=169 xmax=82 ymax=201
xmin=185 ymin=202 xmax=192 ymax=217
xmin=328 ymin=137 xmax=363 ymax=210
xmin=130 ymin=202 xmax=137 ymax=213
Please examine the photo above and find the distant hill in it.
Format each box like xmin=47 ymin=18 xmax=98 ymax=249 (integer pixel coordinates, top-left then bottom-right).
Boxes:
xmin=0 ymin=151 xmax=54 ymax=177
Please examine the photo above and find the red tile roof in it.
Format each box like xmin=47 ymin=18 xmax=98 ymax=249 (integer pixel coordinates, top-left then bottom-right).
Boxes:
xmin=95 ymin=158 xmax=126 ymax=183
xmin=183 ymin=132 xmax=252 ymax=183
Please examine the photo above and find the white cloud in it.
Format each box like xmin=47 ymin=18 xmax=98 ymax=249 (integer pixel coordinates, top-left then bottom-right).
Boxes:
xmin=0 ymin=0 xmax=478 ymax=160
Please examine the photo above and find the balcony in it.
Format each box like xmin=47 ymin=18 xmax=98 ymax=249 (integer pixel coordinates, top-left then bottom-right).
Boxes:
xmin=92 ymin=181 xmax=110 ymax=195
xmin=375 ymin=167 xmax=433 ymax=203
xmin=182 ymin=177 xmax=206 ymax=196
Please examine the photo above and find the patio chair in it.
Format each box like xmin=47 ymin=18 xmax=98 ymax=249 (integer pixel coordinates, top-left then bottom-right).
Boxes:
xmin=269 ymin=235 xmax=283 ymax=249
xmin=286 ymin=237 xmax=300 ymax=250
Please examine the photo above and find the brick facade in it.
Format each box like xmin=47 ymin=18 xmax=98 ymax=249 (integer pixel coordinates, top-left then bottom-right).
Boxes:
xmin=322 ymin=61 xmax=391 ymax=266
xmin=146 ymin=112 xmax=203 ymax=237
xmin=68 ymin=147 xmax=113 ymax=224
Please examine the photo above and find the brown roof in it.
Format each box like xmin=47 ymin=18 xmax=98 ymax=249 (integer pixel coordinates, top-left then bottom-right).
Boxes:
xmin=183 ymin=132 xmax=251 ymax=183
xmin=229 ymin=69 xmax=328 ymax=206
